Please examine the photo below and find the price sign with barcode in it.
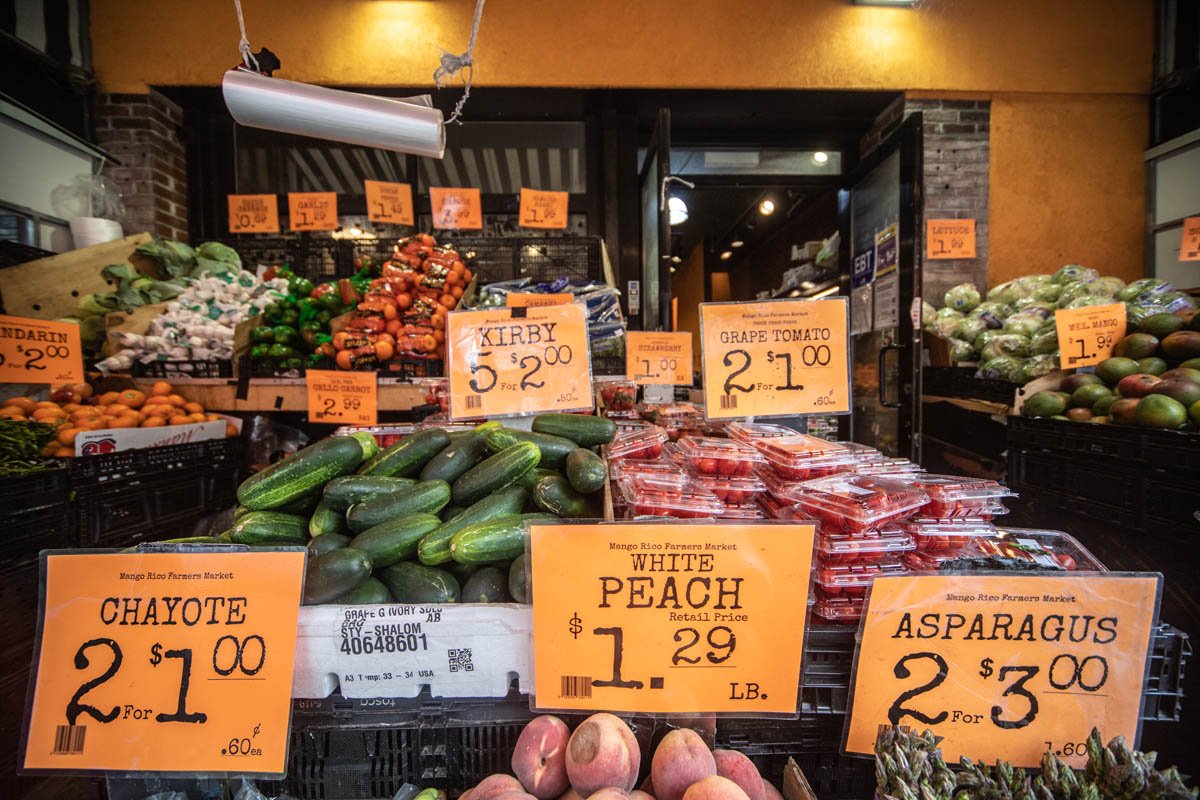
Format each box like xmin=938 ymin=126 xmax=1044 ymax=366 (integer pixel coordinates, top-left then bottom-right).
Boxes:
xmin=518 ymin=188 xmax=569 ymax=229
xmin=430 ymin=187 xmax=483 ymax=230
xmin=288 ymin=192 xmax=338 ymax=231
xmin=1179 ymin=216 xmax=1200 ymax=262
xmin=446 ymin=304 xmax=592 ymax=419
xmin=530 ymin=522 xmax=815 ymax=715
xmin=364 ymin=180 xmax=415 ymax=225
xmin=22 ymin=550 xmax=305 ymax=775
xmin=926 ymin=219 xmax=976 ymax=259
xmin=699 ymin=298 xmax=851 ymax=419
xmin=1054 ymin=303 xmax=1126 ymax=369
xmin=306 ymin=370 xmax=378 ymax=426
xmin=0 ymin=315 xmax=84 ymax=384
xmin=626 ymin=331 xmax=692 ymax=385
xmin=844 ymin=573 xmax=1160 ymax=768
xmin=227 ymin=194 xmax=280 ymax=234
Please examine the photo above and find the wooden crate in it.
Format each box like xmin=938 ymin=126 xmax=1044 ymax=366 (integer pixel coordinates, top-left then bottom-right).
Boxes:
xmin=0 ymin=233 xmax=152 ymax=320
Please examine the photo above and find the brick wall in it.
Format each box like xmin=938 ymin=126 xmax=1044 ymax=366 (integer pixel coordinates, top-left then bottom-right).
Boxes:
xmin=92 ymin=90 xmax=188 ymax=242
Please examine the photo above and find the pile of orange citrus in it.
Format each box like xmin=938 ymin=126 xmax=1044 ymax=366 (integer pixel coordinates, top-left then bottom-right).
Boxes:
xmin=0 ymin=381 xmax=239 ymax=458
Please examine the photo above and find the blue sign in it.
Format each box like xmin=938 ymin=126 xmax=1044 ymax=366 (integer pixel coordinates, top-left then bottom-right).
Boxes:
xmin=851 ymin=247 xmax=875 ymax=288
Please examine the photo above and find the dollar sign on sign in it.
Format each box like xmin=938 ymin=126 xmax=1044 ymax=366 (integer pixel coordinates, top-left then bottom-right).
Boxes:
xmin=568 ymin=612 xmax=582 ymax=639
xmin=979 ymin=657 xmax=994 ymax=679
xmin=149 ymin=642 xmax=163 ymax=666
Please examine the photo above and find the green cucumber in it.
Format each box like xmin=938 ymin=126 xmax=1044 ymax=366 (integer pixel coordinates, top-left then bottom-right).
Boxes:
xmin=445 ymin=561 xmax=482 ymax=584
xmin=419 ymin=422 xmax=501 ymax=484
xmin=309 ymin=500 xmax=347 ymax=538
xmin=346 ymin=431 xmax=380 ymax=462
xmin=357 ymin=428 xmax=451 ymax=478
xmin=485 ymin=428 xmax=576 ymax=470
xmin=332 ymin=576 xmax=392 ymax=605
xmin=461 ymin=567 xmax=511 ymax=603
xmin=452 ymin=441 xmax=540 ymax=506
xmin=450 ymin=513 xmax=555 ymax=564
xmin=517 ymin=467 xmax=559 ymax=491
xmin=348 ymin=513 xmax=442 ymax=567
xmin=417 ymin=486 xmax=528 ymax=565
xmin=159 ymin=536 xmax=224 ymax=545
xmin=233 ymin=505 xmax=251 ymax=520
xmin=509 ymin=553 xmax=530 ymax=603
xmin=533 ymin=474 xmax=591 ymax=518
xmin=323 ymin=475 xmax=416 ymax=512
xmin=441 ymin=505 xmax=466 ymax=521
xmin=379 ymin=561 xmax=461 ymax=603
xmin=304 ymin=548 xmax=373 ymax=605
xmin=237 ymin=436 xmax=368 ymax=511
xmin=229 ymin=511 xmax=309 ymax=545
xmin=565 ymin=448 xmax=607 ymax=494
xmin=308 ymin=532 xmax=351 ymax=557
xmin=346 ymin=480 xmax=451 ymax=533
xmin=532 ymin=413 xmax=617 ymax=447
xmin=277 ymin=493 xmax=321 ymax=516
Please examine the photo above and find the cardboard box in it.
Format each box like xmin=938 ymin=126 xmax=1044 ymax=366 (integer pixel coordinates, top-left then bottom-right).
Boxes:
xmin=74 ymin=416 xmax=242 ymax=456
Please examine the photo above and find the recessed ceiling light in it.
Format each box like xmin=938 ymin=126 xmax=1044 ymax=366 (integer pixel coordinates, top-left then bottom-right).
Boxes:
xmin=758 ymin=199 xmax=775 ymax=216
xmin=730 ymin=240 xmax=744 ymax=248
xmin=671 ymin=255 xmax=682 ymax=264
xmin=812 ymin=151 xmax=829 ymax=165
xmin=719 ymin=251 xmax=733 ymax=261
xmin=668 ymin=196 xmax=688 ymax=226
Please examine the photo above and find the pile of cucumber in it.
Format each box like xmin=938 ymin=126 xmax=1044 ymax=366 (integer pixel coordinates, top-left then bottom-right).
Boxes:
xmin=227 ymin=413 xmax=616 ymax=606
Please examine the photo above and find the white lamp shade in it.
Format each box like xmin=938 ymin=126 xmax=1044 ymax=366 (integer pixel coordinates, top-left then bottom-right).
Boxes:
xmin=668 ymin=196 xmax=688 ymax=225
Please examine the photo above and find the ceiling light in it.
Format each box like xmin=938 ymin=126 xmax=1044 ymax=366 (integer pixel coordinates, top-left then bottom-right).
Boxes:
xmin=668 ymin=196 xmax=688 ymax=226
xmin=730 ymin=240 xmax=744 ymax=248
xmin=758 ymin=199 xmax=775 ymax=216
xmin=670 ymin=266 xmax=677 ymax=273
xmin=852 ymin=0 xmax=917 ymax=5
xmin=812 ymin=151 xmax=829 ymax=165
xmin=719 ymin=251 xmax=733 ymax=261
xmin=671 ymin=255 xmax=682 ymax=264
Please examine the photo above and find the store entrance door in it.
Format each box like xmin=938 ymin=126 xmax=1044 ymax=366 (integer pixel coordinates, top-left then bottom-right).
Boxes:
xmin=638 ymin=108 xmax=673 ymax=332
xmin=839 ymin=113 xmax=923 ymax=458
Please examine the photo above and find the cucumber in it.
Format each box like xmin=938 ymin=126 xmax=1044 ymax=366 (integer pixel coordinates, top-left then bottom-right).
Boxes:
xmin=357 ymin=428 xmax=451 ymax=478
xmin=346 ymin=480 xmax=451 ymax=533
xmin=445 ymin=561 xmax=482 ymax=584
xmin=309 ymin=500 xmax=347 ymax=538
xmin=517 ymin=467 xmax=559 ymax=492
xmin=441 ymin=505 xmax=466 ymax=521
xmin=229 ymin=511 xmax=309 ymax=545
xmin=276 ymin=493 xmax=322 ymax=516
xmin=348 ymin=513 xmax=442 ymax=567
xmin=461 ymin=567 xmax=511 ymax=603
xmin=533 ymin=474 xmax=591 ymax=518
xmin=565 ymin=448 xmax=607 ymax=494
xmin=304 ymin=548 xmax=373 ymax=605
xmin=158 ymin=536 xmax=225 ymax=545
xmin=332 ymin=576 xmax=392 ymax=605
xmin=308 ymin=532 xmax=351 ymax=557
xmin=323 ymin=475 xmax=416 ymax=512
xmin=233 ymin=505 xmax=251 ymax=520
xmin=346 ymin=431 xmax=380 ymax=462
xmin=379 ymin=561 xmax=461 ymax=603
xmin=532 ymin=413 xmax=617 ymax=447
xmin=485 ymin=428 xmax=576 ymax=470
xmin=450 ymin=513 xmax=555 ymax=564
xmin=452 ymin=441 xmax=540 ymax=506
xmin=419 ymin=422 xmax=501 ymax=484
xmin=509 ymin=553 xmax=530 ymax=603
xmin=238 ymin=436 xmax=368 ymax=511
xmin=417 ymin=485 xmax=528 ymax=565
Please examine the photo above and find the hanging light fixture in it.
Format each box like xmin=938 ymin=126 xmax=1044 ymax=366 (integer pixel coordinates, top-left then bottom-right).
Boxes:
xmin=758 ymin=199 xmax=776 ymax=216
xmin=668 ymin=196 xmax=689 ymax=226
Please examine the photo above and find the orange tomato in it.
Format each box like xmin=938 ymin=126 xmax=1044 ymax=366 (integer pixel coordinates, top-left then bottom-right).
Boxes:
xmin=32 ymin=408 xmax=67 ymax=422
xmin=166 ymin=394 xmax=187 ymax=407
xmin=141 ymin=416 xmax=166 ymax=428
xmin=184 ymin=402 xmax=204 ymax=415
xmin=146 ymin=405 xmax=174 ymax=418
xmin=70 ymin=383 xmax=93 ymax=400
xmin=76 ymin=419 xmax=103 ymax=431
xmin=62 ymin=403 xmax=81 ymax=413
xmin=36 ymin=401 xmax=59 ymax=409
xmin=97 ymin=391 xmax=120 ymax=406
xmin=335 ymin=350 xmax=354 ymax=370
xmin=57 ymin=427 xmax=81 ymax=445
xmin=108 ymin=416 xmax=138 ymax=429
xmin=119 ymin=389 xmax=146 ymax=408
xmin=52 ymin=447 xmax=75 ymax=458
xmin=168 ymin=416 xmax=191 ymax=426
xmin=150 ymin=381 xmax=173 ymax=396
xmin=205 ymin=413 xmax=221 ymax=422
xmin=105 ymin=403 xmax=132 ymax=416
xmin=3 ymin=397 xmax=37 ymax=414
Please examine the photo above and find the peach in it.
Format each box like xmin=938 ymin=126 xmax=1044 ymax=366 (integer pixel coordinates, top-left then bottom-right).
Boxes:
xmin=566 ymin=713 xmax=640 ymax=796
xmin=638 ymin=776 xmax=656 ymax=797
xmin=473 ymin=775 xmax=526 ymax=800
xmin=631 ymin=792 xmax=655 ymax=800
xmin=559 ymin=790 xmax=584 ymax=800
xmin=589 ymin=790 xmax=631 ymax=800
xmin=493 ymin=793 xmax=538 ymax=800
xmin=512 ymin=715 xmax=571 ymax=799
xmin=761 ymin=782 xmax=783 ymax=800
xmin=650 ymin=730 xmax=716 ymax=800
xmin=712 ymin=752 xmax=764 ymax=800
xmin=681 ymin=777 xmax=750 ymax=800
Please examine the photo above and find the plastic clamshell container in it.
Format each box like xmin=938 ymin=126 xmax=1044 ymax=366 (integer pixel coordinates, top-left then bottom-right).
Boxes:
xmin=754 ymin=436 xmax=863 ymax=480
xmin=725 ymin=421 xmax=802 ymax=445
xmin=850 ymin=458 xmax=925 ymax=476
xmin=816 ymin=529 xmax=916 ymax=566
xmin=791 ymin=474 xmax=930 ymax=533
xmin=689 ymin=471 xmax=767 ymax=505
xmin=658 ymin=416 xmax=709 ymax=442
xmin=617 ymin=477 xmax=723 ymax=519
xmin=595 ymin=378 xmax=638 ymax=411
xmin=901 ymin=550 xmax=962 ymax=571
xmin=979 ymin=527 xmax=1107 ymax=571
xmin=899 ymin=517 xmax=998 ymax=555
xmin=675 ymin=435 xmax=764 ymax=477
xmin=604 ymin=426 xmax=667 ymax=462
xmin=609 ymin=458 xmax=688 ymax=490
xmin=897 ymin=473 xmax=1017 ymax=518
xmin=718 ymin=503 xmax=767 ymax=520
xmin=637 ymin=402 xmax=704 ymax=423
xmin=815 ymin=559 xmax=908 ymax=598
xmin=602 ymin=408 xmax=643 ymax=421
xmin=757 ymin=492 xmax=806 ymax=521
xmin=812 ymin=590 xmax=866 ymax=623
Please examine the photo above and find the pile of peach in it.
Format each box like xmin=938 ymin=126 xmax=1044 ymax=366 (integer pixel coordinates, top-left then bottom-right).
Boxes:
xmin=463 ymin=714 xmax=782 ymax=800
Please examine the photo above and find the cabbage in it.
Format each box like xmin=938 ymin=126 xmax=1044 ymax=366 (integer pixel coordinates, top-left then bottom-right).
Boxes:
xmin=987 ymin=279 xmax=1016 ymax=304
xmin=935 ymin=307 xmax=964 ymax=320
xmin=136 ymin=238 xmax=197 ymax=279
xmin=1030 ymin=328 xmax=1059 ymax=355
xmin=981 ymin=334 xmax=1030 ymax=361
xmin=1059 ymin=281 xmax=1111 ymax=304
xmin=77 ymin=292 xmax=117 ymax=318
xmin=929 ymin=315 xmax=964 ymax=339
xmin=1033 ymin=284 xmax=1063 ymax=303
xmin=949 ymin=338 xmax=976 ymax=362
xmin=1117 ymin=278 xmax=1172 ymax=302
xmin=1160 ymin=291 xmax=1197 ymax=312
xmin=1094 ymin=276 xmax=1126 ymax=296
xmin=196 ymin=241 xmax=242 ymax=268
xmin=956 ymin=317 xmax=990 ymax=343
xmin=1126 ymin=304 xmax=1173 ymax=327
xmin=978 ymin=356 xmax=1023 ymax=382
xmin=921 ymin=300 xmax=937 ymax=327
xmin=1052 ymin=264 xmax=1099 ymax=284
xmin=1014 ymin=354 xmax=1061 ymax=384
xmin=968 ymin=302 xmax=1011 ymax=330
xmin=1011 ymin=300 xmax=1056 ymax=318
xmin=944 ymin=282 xmax=981 ymax=313
xmin=976 ymin=330 xmax=1002 ymax=350
xmin=1002 ymin=311 xmax=1047 ymax=337
xmin=1062 ymin=294 xmax=1112 ymax=309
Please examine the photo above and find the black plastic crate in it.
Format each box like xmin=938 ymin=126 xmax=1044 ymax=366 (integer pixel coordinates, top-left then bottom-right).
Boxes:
xmin=0 ymin=505 xmax=72 ymax=573
xmin=1006 ymin=447 xmax=1067 ymax=490
xmin=1141 ymin=472 xmax=1200 ymax=531
xmin=1006 ymin=416 xmax=1069 ymax=450
xmin=1007 ymin=417 xmax=1200 ymax=474
xmin=1142 ymin=624 xmax=1191 ymax=722
xmin=717 ymin=714 xmax=844 ymax=755
xmin=923 ymin=367 xmax=1016 ymax=405
xmin=444 ymin=236 xmax=604 ymax=285
xmin=0 ymin=467 xmax=69 ymax=519
xmin=131 ymin=359 xmax=233 ymax=379
xmin=1140 ymin=427 xmax=1200 ymax=472
xmin=0 ymin=239 xmax=54 ymax=269
xmin=65 ymin=437 xmax=241 ymax=486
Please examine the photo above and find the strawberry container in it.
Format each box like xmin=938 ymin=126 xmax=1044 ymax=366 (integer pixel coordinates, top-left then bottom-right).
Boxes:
xmin=898 ymin=517 xmax=997 ymax=555
xmin=604 ymin=426 xmax=667 ymax=462
xmin=690 ymin=472 xmax=767 ymax=506
xmin=675 ymin=435 xmax=764 ymax=477
xmin=658 ymin=416 xmax=709 ymax=442
xmin=812 ymin=591 xmax=866 ymax=624
xmin=725 ymin=421 xmax=802 ymax=445
xmin=816 ymin=529 xmax=916 ymax=566
xmin=617 ymin=476 xmax=723 ymax=519
xmin=757 ymin=492 xmax=806 ymax=520
xmin=596 ymin=379 xmax=638 ymax=412
xmin=895 ymin=474 xmax=1016 ymax=519
xmin=815 ymin=559 xmax=908 ymax=599
xmin=637 ymin=402 xmax=704 ymax=425
xmin=754 ymin=436 xmax=863 ymax=480
xmin=790 ymin=474 xmax=929 ymax=534
xmin=718 ymin=502 xmax=767 ymax=520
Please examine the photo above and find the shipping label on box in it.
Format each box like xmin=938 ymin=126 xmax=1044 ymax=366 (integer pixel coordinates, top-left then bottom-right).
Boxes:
xmin=74 ymin=419 xmax=229 ymax=456
xmin=293 ymin=603 xmax=532 ymax=699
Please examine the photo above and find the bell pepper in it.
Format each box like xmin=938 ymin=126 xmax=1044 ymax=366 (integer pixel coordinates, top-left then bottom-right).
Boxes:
xmin=337 ymin=278 xmax=360 ymax=306
xmin=311 ymin=282 xmax=336 ymax=300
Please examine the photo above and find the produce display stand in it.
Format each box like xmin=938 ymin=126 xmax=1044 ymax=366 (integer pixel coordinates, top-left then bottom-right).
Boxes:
xmin=126 ymin=376 xmax=431 ymax=414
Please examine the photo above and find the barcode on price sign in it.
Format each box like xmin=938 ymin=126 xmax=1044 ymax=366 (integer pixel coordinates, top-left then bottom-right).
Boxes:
xmin=561 ymin=675 xmax=592 ymax=698
xmin=720 ymin=394 xmax=737 ymax=410
xmin=52 ymin=724 xmax=86 ymax=755
xmin=465 ymin=394 xmax=482 ymax=410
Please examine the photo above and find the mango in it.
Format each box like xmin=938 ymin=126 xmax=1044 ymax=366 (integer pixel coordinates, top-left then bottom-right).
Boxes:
xmin=566 ymin=713 xmax=641 ymax=796
xmin=713 ymin=750 xmax=765 ymax=800
xmin=651 ymin=729 xmax=717 ymax=800
xmin=681 ymin=776 xmax=751 ymax=800
xmin=513 ymin=715 xmax=571 ymax=799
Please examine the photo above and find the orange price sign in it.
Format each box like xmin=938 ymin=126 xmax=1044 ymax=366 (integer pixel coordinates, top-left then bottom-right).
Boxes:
xmin=22 ymin=549 xmax=305 ymax=775
xmin=1054 ymin=302 xmax=1126 ymax=369
xmin=926 ymin=219 xmax=976 ymax=259
xmin=227 ymin=194 xmax=279 ymax=234
xmin=844 ymin=573 xmax=1161 ymax=768
xmin=519 ymin=188 xmax=569 ymax=229
xmin=364 ymin=180 xmax=414 ymax=225
xmin=287 ymin=192 xmax=338 ymax=231
xmin=506 ymin=293 xmax=573 ymax=308
xmin=1181 ymin=216 xmax=1200 ymax=262
xmin=306 ymin=369 xmax=378 ymax=426
xmin=626 ymin=331 xmax=692 ymax=385
xmin=0 ymin=314 xmax=84 ymax=384
xmin=446 ymin=304 xmax=591 ymax=419
xmin=530 ymin=521 xmax=816 ymax=715
xmin=430 ymin=187 xmax=483 ymax=230
xmin=699 ymin=298 xmax=850 ymax=419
